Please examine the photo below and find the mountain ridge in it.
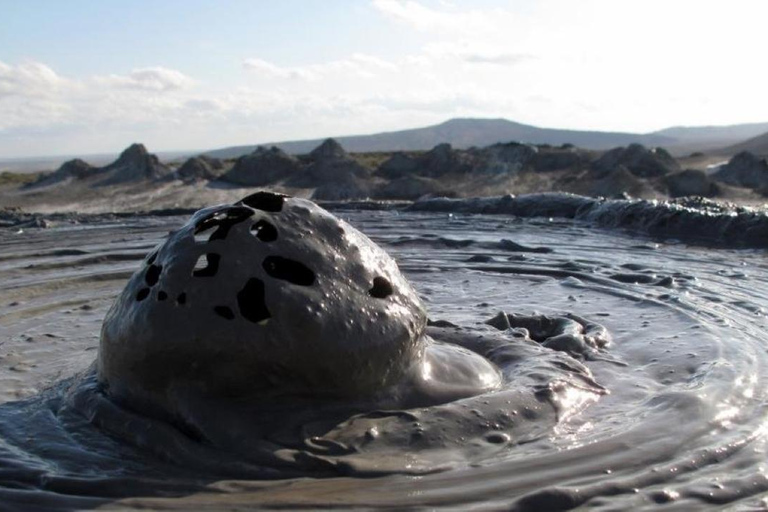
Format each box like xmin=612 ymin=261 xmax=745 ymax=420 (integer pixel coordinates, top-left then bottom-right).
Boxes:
xmin=205 ymin=118 xmax=675 ymax=159
xmin=720 ymin=130 xmax=768 ymax=156
xmin=204 ymin=117 xmax=768 ymax=160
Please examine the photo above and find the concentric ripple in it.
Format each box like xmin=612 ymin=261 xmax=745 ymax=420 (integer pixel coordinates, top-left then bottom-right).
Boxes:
xmin=1 ymin=209 xmax=768 ymax=510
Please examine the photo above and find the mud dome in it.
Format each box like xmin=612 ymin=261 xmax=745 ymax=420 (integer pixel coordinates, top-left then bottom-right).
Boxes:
xmin=99 ymin=191 xmax=431 ymax=414
xmin=88 ymin=192 xmax=604 ymax=473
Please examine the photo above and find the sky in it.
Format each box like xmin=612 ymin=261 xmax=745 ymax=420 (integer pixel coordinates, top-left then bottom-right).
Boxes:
xmin=1 ymin=0 xmax=767 ymax=158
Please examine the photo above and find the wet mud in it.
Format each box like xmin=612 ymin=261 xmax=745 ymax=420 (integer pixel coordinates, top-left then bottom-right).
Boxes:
xmin=1 ymin=198 xmax=768 ymax=510
xmin=409 ymin=193 xmax=768 ymax=248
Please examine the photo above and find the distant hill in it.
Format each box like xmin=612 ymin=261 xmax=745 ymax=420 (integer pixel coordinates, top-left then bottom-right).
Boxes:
xmin=652 ymin=122 xmax=768 ymax=141
xmin=719 ymin=130 xmax=768 ymax=157
xmin=204 ymin=118 xmax=677 ymax=159
xmin=651 ymin=122 xmax=768 ymax=154
xmin=204 ymin=118 xmax=768 ymax=160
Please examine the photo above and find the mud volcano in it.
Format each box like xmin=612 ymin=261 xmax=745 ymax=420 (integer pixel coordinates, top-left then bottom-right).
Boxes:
xmin=8 ymin=193 xmax=767 ymax=509
xmin=92 ymin=192 xmax=601 ymax=472
xmin=100 ymin=190 xmax=434 ymax=413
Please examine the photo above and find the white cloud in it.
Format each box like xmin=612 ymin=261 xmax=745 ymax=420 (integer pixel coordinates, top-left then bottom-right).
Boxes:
xmin=242 ymin=58 xmax=318 ymax=81
xmin=94 ymin=67 xmax=194 ymax=92
xmin=347 ymin=53 xmax=399 ymax=72
xmin=184 ymin=98 xmax=226 ymax=112
xmin=0 ymin=61 xmax=68 ymax=98
xmin=243 ymin=53 xmax=399 ymax=81
xmin=0 ymin=62 xmax=210 ymax=156
xmin=371 ymin=0 xmax=499 ymax=34
xmin=423 ymin=41 xmax=532 ymax=66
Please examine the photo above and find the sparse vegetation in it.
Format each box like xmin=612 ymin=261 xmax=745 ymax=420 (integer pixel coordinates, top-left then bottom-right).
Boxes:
xmin=0 ymin=171 xmax=44 ymax=187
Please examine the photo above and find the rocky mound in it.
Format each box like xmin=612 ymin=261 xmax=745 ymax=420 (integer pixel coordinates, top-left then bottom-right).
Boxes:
xmin=221 ymin=146 xmax=300 ymax=186
xmin=98 ymin=143 xmax=172 ymax=184
xmin=418 ymin=143 xmax=474 ymax=177
xmin=377 ymin=153 xmax=420 ymax=179
xmin=376 ymin=143 xmax=591 ymax=182
xmin=663 ymin=169 xmax=719 ymax=198
xmin=176 ymin=155 xmax=225 ymax=182
xmin=712 ymin=151 xmax=768 ymax=189
xmin=309 ymin=137 xmax=347 ymax=161
xmin=531 ymin=145 xmax=594 ymax=172
xmin=312 ymin=173 xmax=372 ymax=201
xmin=569 ymin=166 xmax=659 ymax=199
xmin=54 ymin=159 xmax=97 ymax=180
xmin=377 ymin=143 xmax=476 ymax=179
xmin=28 ymin=158 xmax=97 ymax=187
xmin=287 ymin=139 xmax=370 ymax=188
xmin=372 ymin=176 xmax=447 ymax=200
xmin=469 ymin=142 xmax=537 ymax=175
xmin=592 ymin=143 xmax=679 ymax=178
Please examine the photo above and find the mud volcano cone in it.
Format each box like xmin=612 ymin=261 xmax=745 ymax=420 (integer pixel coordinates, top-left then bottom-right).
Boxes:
xmin=98 ymin=191 xmax=427 ymax=415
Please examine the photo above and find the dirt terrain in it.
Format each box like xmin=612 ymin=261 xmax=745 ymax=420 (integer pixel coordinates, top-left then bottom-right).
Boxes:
xmin=1 ymin=139 xmax=766 ymax=215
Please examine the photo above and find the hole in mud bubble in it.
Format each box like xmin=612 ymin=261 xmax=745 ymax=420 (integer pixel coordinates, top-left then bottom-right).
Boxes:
xmin=157 ymin=291 xmax=167 ymax=301
xmin=250 ymin=220 xmax=278 ymax=242
xmin=136 ymin=288 xmax=150 ymax=301
xmin=485 ymin=432 xmax=510 ymax=444
xmin=146 ymin=251 xmax=157 ymax=266
xmin=237 ymin=278 xmax=271 ymax=323
xmin=239 ymin=191 xmax=287 ymax=212
xmin=262 ymin=256 xmax=315 ymax=286
xmin=193 ymin=253 xmax=221 ymax=277
xmin=194 ymin=224 xmax=217 ymax=244
xmin=176 ymin=293 xmax=187 ymax=305
xmin=145 ymin=264 xmax=162 ymax=286
xmin=214 ymin=306 xmax=235 ymax=320
xmin=194 ymin=207 xmax=253 ymax=242
xmin=369 ymin=276 xmax=394 ymax=299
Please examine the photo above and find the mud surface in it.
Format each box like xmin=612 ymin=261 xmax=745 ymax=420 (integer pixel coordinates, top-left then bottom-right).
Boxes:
xmin=1 ymin=206 xmax=768 ymax=510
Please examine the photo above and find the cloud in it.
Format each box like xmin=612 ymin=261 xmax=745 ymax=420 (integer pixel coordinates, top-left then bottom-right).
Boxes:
xmin=423 ymin=41 xmax=532 ymax=66
xmin=0 ymin=61 xmax=76 ymax=136
xmin=347 ymin=53 xmax=399 ymax=72
xmin=0 ymin=56 xmax=522 ymax=157
xmin=94 ymin=67 xmax=194 ymax=92
xmin=0 ymin=62 xmax=206 ymax=152
xmin=242 ymin=58 xmax=318 ymax=81
xmin=0 ymin=98 xmax=74 ymax=133
xmin=371 ymin=0 xmax=500 ymax=34
xmin=243 ymin=53 xmax=398 ymax=81
xmin=4 ymin=0 xmax=768 ymax=160
xmin=461 ymin=52 xmax=531 ymax=66
xmin=184 ymin=98 xmax=226 ymax=112
xmin=0 ymin=61 xmax=68 ymax=98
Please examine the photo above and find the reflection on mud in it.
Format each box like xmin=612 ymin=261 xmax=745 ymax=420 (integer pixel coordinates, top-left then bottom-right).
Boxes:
xmin=1 ymin=199 xmax=768 ymax=510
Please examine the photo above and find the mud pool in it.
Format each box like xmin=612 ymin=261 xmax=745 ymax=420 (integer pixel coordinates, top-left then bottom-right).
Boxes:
xmin=1 ymin=201 xmax=768 ymax=510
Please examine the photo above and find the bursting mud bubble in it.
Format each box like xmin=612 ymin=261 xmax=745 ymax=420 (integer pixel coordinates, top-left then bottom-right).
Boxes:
xmin=1 ymin=193 xmax=768 ymax=510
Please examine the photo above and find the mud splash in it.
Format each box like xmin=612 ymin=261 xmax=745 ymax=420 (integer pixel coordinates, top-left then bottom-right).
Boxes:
xmin=1 ymin=197 xmax=768 ymax=510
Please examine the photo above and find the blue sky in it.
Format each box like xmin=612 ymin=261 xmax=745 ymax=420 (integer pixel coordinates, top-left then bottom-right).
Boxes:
xmin=1 ymin=0 xmax=767 ymax=158
xmin=2 ymin=1 xmax=416 ymax=77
